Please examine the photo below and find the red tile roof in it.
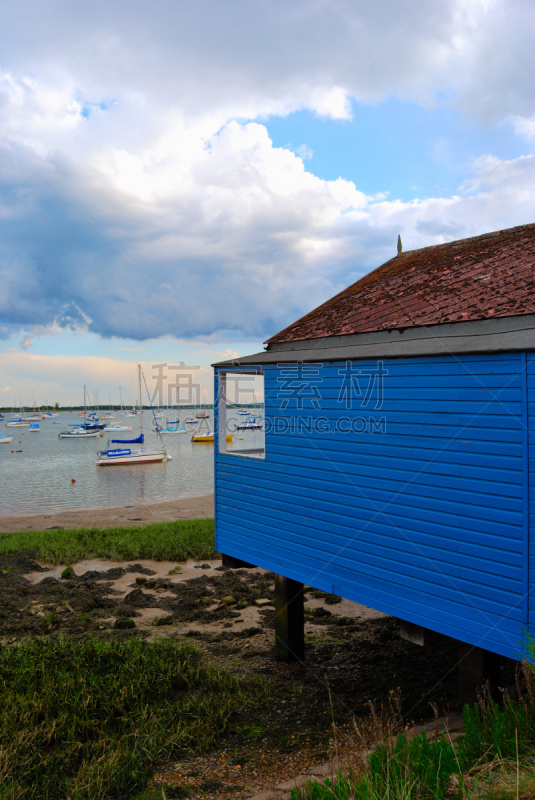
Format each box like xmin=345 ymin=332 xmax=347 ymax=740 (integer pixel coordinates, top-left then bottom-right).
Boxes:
xmin=267 ymin=223 xmax=535 ymax=344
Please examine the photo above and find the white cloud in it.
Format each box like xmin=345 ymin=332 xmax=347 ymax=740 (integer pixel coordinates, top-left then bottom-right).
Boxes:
xmin=1 ymin=101 xmax=534 ymax=345
xmin=508 ymin=115 xmax=535 ymax=141
xmin=1 ymin=0 xmax=533 ymax=129
xmin=0 ymin=0 xmax=533 ymax=352
xmin=295 ymin=144 xmax=314 ymax=161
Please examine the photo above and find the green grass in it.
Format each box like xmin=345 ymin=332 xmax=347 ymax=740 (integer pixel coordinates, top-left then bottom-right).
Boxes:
xmin=0 ymin=636 xmax=263 ymax=800
xmin=290 ymin=638 xmax=535 ymax=800
xmin=289 ymin=734 xmax=459 ymax=800
xmin=0 ymin=518 xmax=216 ymax=563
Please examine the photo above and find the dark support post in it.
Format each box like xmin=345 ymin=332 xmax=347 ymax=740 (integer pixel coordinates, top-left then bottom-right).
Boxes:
xmin=222 ymin=553 xmax=255 ymax=569
xmin=274 ymin=574 xmax=305 ymax=662
xmin=399 ymin=620 xmax=445 ymax=647
xmin=458 ymin=643 xmax=501 ymax=707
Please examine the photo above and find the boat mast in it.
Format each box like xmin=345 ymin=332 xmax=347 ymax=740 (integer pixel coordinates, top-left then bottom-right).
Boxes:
xmin=138 ymin=364 xmax=143 ymax=435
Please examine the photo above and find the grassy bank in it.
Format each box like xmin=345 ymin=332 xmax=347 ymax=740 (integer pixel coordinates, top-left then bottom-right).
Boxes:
xmin=0 ymin=636 xmax=263 ymax=800
xmin=0 ymin=518 xmax=216 ymax=563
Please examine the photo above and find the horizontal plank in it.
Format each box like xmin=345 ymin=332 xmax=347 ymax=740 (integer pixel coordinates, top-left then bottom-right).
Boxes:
xmin=266 ymin=407 xmax=524 ymax=430
xmin=217 ymin=505 xmax=523 ymax=589
xmin=269 ymin=431 xmax=524 ymax=459
xmin=219 ymin=465 xmax=523 ymax=527
xmin=216 ymin=488 xmax=524 ymax=557
xmin=217 ymin=483 xmax=523 ymax=562
xmin=367 ymin=422 xmax=523 ymax=443
xmin=218 ymin=450 xmax=524 ymax=498
xmin=266 ymin=387 xmax=522 ymax=403
xmin=217 ymin=491 xmax=523 ymax=566
xmin=333 ymin=557 xmax=522 ymax=619
xmin=264 ymin=356 xmax=524 ymax=376
xmin=266 ymin=435 xmax=523 ymax=471
xmin=219 ymin=454 xmax=522 ymax=514
xmin=266 ymin=375 xmax=524 ymax=390
xmin=267 ymin=399 xmax=522 ymax=416
xmin=220 ymin=468 xmax=523 ymax=539
xmin=262 ymin=444 xmax=522 ymax=486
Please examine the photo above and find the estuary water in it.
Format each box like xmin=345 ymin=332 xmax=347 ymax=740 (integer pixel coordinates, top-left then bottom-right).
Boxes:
xmin=0 ymin=412 xmax=263 ymax=515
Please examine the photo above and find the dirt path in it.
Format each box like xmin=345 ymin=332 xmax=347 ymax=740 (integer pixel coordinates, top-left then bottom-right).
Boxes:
xmin=0 ymin=494 xmax=214 ymax=533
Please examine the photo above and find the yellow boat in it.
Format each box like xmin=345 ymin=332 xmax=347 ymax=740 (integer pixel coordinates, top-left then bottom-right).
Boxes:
xmin=191 ymin=432 xmax=233 ymax=443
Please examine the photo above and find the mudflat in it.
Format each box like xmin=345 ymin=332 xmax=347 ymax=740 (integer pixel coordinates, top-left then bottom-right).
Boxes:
xmin=0 ymin=546 xmax=463 ymax=799
xmin=0 ymin=494 xmax=214 ymax=534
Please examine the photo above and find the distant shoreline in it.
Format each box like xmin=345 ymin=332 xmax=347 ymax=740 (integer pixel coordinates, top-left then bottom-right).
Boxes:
xmin=0 ymin=495 xmax=214 ymax=534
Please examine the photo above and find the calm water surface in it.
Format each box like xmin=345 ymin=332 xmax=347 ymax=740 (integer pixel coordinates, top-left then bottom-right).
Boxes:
xmin=0 ymin=412 xmax=263 ymax=515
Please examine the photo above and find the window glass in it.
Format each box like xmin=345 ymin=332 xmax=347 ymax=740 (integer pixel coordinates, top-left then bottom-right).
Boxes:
xmin=218 ymin=371 xmax=265 ymax=459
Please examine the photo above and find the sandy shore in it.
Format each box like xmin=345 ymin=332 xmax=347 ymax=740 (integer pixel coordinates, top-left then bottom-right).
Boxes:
xmin=0 ymin=495 xmax=214 ymax=534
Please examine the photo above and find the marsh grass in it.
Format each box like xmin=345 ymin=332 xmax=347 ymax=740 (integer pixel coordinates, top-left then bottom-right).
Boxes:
xmin=457 ymin=662 xmax=535 ymax=770
xmin=290 ymin=640 xmax=535 ymax=800
xmin=0 ymin=518 xmax=216 ymax=563
xmin=0 ymin=636 xmax=262 ymax=800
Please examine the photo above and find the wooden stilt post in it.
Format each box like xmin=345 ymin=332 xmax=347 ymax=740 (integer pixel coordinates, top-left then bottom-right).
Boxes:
xmin=274 ymin=574 xmax=304 ymax=662
xmin=458 ymin=643 xmax=501 ymax=707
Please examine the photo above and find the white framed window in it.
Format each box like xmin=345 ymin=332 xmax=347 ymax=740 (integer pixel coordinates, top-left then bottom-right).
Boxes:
xmin=218 ymin=371 xmax=265 ymax=459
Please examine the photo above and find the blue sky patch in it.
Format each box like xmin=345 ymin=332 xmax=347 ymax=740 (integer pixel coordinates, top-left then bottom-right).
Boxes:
xmin=264 ymin=98 xmax=531 ymax=201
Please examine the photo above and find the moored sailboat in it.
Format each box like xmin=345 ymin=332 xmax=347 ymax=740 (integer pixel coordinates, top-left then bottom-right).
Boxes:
xmin=104 ymin=424 xmax=133 ymax=432
xmin=236 ymin=417 xmax=263 ymax=430
xmin=191 ymin=431 xmax=233 ymax=443
xmin=59 ymin=387 xmax=99 ymax=438
xmin=59 ymin=428 xmax=98 ymax=439
xmin=96 ymin=365 xmax=170 ymax=466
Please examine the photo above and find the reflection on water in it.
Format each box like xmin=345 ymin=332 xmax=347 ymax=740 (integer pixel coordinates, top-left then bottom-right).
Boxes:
xmin=0 ymin=412 xmax=261 ymax=515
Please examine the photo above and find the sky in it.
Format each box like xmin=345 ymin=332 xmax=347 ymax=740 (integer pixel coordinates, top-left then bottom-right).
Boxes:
xmin=0 ymin=0 xmax=533 ymax=405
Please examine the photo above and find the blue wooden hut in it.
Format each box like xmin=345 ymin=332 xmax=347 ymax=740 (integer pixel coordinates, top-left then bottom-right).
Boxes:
xmin=213 ymin=223 xmax=535 ymax=674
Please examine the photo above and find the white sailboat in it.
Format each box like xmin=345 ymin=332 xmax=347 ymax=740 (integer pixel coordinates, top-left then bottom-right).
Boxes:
xmin=59 ymin=428 xmax=98 ymax=439
xmin=96 ymin=365 xmax=170 ymax=466
xmin=6 ymin=399 xmax=30 ymax=427
xmin=158 ymin=416 xmax=189 ymax=434
xmin=104 ymin=424 xmax=133 ymax=432
xmin=236 ymin=417 xmax=263 ymax=430
xmin=0 ymin=433 xmax=13 ymax=444
xmin=58 ymin=387 xmax=98 ymax=438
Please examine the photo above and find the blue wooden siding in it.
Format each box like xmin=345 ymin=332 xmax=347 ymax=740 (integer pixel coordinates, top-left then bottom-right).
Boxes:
xmin=215 ymin=352 xmax=531 ymax=661
xmin=527 ymin=353 xmax=535 ymax=641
